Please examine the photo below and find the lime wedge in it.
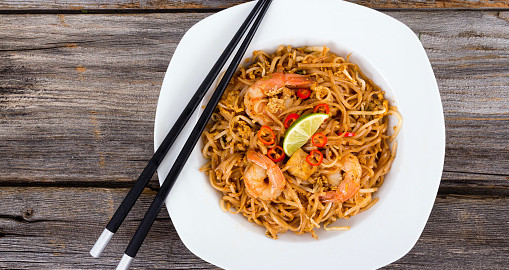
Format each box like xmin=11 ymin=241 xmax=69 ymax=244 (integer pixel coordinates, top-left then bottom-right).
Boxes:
xmin=283 ymin=113 xmax=329 ymax=156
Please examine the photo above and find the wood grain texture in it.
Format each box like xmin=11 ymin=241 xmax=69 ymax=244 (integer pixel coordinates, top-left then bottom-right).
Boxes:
xmin=0 ymin=187 xmax=507 ymax=269
xmin=0 ymin=13 xmax=200 ymax=185
xmin=1 ymin=11 xmax=508 ymax=191
xmin=0 ymin=187 xmax=214 ymax=269
xmin=0 ymin=5 xmax=508 ymax=270
xmin=0 ymin=0 xmax=508 ymax=11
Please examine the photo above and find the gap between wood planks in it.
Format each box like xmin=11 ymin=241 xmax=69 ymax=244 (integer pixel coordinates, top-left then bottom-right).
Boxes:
xmin=0 ymin=7 xmax=508 ymax=15
xmin=0 ymin=178 xmax=507 ymax=198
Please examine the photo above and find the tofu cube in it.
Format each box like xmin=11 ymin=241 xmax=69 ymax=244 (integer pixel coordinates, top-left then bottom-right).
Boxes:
xmin=286 ymin=148 xmax=318 ymax=180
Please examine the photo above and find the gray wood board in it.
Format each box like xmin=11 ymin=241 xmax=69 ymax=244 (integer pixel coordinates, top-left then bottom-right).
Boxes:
xmin=0 ymin=187 xmax=507 ymax=269
xmin=0 ymin=0 xmax=508 ymax=10
xmin=0 ymin=11 xmax=508 ymax=194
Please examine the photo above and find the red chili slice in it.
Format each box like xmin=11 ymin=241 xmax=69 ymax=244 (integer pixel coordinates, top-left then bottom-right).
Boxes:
xmin=257 ymin=126 xmax=275 ymax=145
xmin=284 ymin=113 xmax=300 ymax=128
xmin=313 ymin=104 xmax=330 ymax=114
xmin=338 ymin=132 xmax=356 ymax=137
xmin=311 ymin=133 xmax=327 ymax=147
xmin=267 ymin=146 xmax=285 ymax=163
xmin=296 ymin=88 xmax=311 ymax=99
xmin=306 ymin=150 xmax=323 ymax=166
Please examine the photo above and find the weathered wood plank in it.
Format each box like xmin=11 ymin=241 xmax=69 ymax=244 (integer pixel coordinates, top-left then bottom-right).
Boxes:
xmin=0 ymin=187 xmax=216 ymax=269
xmin=385 ymin=194 xmax=509 ymax=269
xmin=0 ymin=13 xmax=200 ymax=186
xmin=390 ymin=11 xmax=509 ymax=185
xmin=0 ymin=0 xmax=507 ymax=11
xmin=0 ymin=187 xmax=507 ymax=269
xmin=440 ymin=171 xmax=509 ymax=197
xmin=0 ymin=11 xmax=508 ymax=191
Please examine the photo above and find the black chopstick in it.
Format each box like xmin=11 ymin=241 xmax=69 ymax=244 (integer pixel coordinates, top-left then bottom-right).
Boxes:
xmin=116 ymin=0 xmax=273 ymax=268
xmin=89 ymin=0 xmax=271 ymax=259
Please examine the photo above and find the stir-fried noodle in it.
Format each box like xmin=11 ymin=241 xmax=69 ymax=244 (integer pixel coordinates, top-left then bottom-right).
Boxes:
xmin=200 ymin=45 xmax=402 ymax=239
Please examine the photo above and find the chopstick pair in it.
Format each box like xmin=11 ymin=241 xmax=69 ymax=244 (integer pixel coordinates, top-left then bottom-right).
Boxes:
xmin=89 ymin=0 xmax=273 ymax=269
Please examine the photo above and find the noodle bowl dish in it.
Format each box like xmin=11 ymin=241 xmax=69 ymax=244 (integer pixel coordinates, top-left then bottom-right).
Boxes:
xmin=153 ymin=0 xmax=444 ymax=269
xmin=200 ymin=45 xmax=402 ymax=239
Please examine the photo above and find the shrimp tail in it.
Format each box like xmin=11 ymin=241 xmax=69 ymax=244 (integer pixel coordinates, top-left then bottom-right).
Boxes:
xmin=319 ymin=183 xmax=361 ymax=203
xmin=267 ymin=165 xmax=286 ymax=192
xmin=319 ymin=191 xmax=338 ymax=203
xmin=284 ymin=73 xmax=315 ymax=87
xmin=247 ymin=151 xmax=269 ymax=169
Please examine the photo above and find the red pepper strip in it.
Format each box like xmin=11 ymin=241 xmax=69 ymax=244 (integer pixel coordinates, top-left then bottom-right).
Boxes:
xmin=258 ymin=126 xmax=275 ymax=145
xmin=306 ymin=150 xmax=323 ymax=166
xmin=338 ymin=132 xmax=356 ymax=137
xmin=311 ymin=133 xmax=327 ymax=147
xmin=296 ymin=88 xmax=311 ymax=99
xmin=313 ymin=104 xmax=330 ymax=114
xmin=267 ymin=146 xmax=285 ymax=163
xmin=284 ymin=113 xmax=300 ymax=128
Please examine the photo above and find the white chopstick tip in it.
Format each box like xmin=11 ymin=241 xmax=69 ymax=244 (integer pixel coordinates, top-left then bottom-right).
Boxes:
xmin=116 ymin=254 xmax=134 ymax=270
xmin=90 ymin=228 xmax=114 ymax=258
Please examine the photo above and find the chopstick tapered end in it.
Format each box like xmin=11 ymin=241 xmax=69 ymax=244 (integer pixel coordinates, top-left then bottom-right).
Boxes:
xmin=116 ymin=254 xmax=134 ymax=270
xmin=90 ymin=228 xmax=114 ymax=258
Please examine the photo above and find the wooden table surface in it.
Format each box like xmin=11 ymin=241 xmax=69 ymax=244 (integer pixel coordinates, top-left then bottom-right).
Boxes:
xmin=1 ymin=0 xmax=508 ymax=269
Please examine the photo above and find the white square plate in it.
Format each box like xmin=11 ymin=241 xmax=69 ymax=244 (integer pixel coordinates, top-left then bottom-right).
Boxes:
xmin=154 ymin=0 xmax=445 ymax=269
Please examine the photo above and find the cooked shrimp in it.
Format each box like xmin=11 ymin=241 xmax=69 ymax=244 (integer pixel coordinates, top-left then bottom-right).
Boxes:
xmin=244 ymin=72 xmax=314 ymax=125
xmin=319 ymin=154 xmax=362 ymax=203
xmin=244 ymin=150 xmax=286 ymax=201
